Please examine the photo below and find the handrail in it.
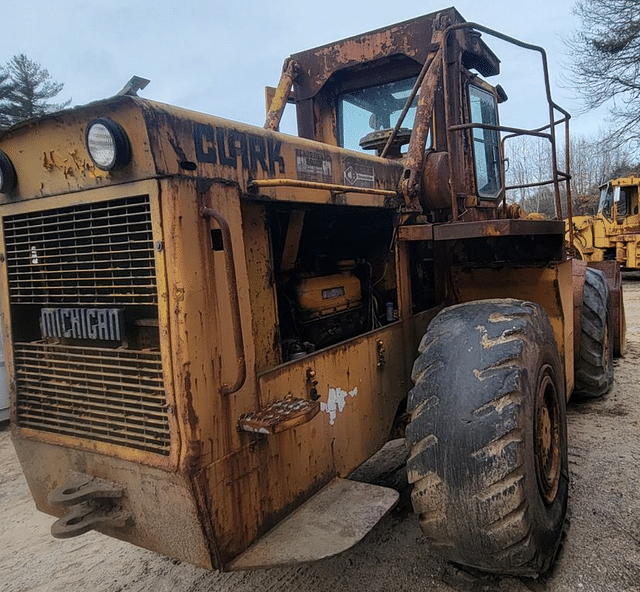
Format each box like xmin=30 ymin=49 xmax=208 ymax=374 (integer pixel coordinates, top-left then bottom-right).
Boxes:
xmin=449 ymin=122 xmax=553 ymax=141
xmin=443 ymin=22 xmax=572 ymax=227
xmin=249 ymin=178 xmax=398 ymax=197
xmin=380 ymin=52 xmax=436 ymax=159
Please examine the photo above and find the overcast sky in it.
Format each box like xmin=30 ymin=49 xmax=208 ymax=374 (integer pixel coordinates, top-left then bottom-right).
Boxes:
xmin=2 ymin=1 xmax=607 ymax=139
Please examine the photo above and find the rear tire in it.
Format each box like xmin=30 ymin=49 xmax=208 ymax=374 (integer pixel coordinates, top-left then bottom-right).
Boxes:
xmin=406 ymin=299 xmax=567 ymax=576
xmin=574 ymin=268 xmax=613 ymax=397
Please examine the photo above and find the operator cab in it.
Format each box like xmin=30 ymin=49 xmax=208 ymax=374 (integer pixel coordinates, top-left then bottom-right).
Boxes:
xmin=599 ymin=181 xmax=640 ymax=223
xmin=286 ymin=8 xmax=506 ymax=217
xmin=337 ymin=74 xmax=502 ymax=200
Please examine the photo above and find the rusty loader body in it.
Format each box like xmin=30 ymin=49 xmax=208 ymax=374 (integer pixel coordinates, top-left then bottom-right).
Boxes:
xmin=0 ymin=8 xmax=620 ymax=577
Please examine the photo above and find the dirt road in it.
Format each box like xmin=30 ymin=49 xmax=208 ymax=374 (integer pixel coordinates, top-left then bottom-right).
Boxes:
xmin=2 ymin=280 xmax=639 ymax=592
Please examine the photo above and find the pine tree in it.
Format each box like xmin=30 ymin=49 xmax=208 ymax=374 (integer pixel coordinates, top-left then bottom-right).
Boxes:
xmin=0 ymin=54 xmax=70 ymax=129
xmin=0 ymin=69 xmax=14 ymax=129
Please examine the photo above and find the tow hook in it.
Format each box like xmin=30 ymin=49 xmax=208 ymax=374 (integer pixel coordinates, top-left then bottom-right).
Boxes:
xmin=47 ymin=472 xmax=132 ymax=538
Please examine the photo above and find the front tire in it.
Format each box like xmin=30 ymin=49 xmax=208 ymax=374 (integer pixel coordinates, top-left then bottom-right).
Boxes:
xmin=406 ymin=299 xmax=568 ymax=576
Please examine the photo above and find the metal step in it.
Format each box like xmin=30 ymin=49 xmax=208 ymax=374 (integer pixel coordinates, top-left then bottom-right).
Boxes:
xmin=230 ymin=478 xmax=399 ymax=569
xmin=238 ymin=397 xmax=319 ymax=434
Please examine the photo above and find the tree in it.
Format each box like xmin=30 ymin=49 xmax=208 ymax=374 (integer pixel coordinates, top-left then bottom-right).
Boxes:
xmin=504 ymin=134 xmax=559 ymax=217
xmin=0 ymin=54 xmax=70 ymax=129
xmin=567 ymin=0 xmax=640 ymax=146
xmin=0 ymin=68 xmax=14 ymax=129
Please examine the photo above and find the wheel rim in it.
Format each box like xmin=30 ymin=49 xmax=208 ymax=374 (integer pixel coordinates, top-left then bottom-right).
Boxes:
xmin=535 ymin=365 xmax=561 ymax=504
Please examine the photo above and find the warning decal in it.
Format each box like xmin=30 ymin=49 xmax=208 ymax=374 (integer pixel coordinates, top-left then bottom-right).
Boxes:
xmin=296 ymin=149 xmax=333 ymax=183
xmin=343 ymin=159 xmax=375 ymax=188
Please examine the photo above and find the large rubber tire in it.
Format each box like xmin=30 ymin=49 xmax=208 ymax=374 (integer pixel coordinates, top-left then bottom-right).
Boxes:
xmin=406 ymin=299 xmax=568 ymax=576
xmin=574 ymin=268 xmax=614 ymax=397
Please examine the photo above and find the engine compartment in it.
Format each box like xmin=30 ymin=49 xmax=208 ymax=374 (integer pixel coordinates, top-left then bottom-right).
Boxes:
xmin=266 ymin=204 xmax=430 ymax=361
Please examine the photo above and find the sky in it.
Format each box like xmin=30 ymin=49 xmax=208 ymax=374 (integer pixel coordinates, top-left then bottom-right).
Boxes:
xmin=1 ymin=1 xmax=608 ymax=140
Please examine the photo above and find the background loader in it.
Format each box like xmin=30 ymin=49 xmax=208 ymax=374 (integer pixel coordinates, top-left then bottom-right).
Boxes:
xmin=570 ymin=174 xmax=640 ymax=269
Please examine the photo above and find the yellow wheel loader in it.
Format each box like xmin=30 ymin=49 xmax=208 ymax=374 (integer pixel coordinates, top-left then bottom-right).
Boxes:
xmin=570 ymin=175 xmax=640 ymax=268
xmin=0 ymin=8 xmax=623 ymax=577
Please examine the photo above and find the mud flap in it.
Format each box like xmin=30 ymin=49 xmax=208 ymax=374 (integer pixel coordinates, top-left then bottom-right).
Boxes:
xmin=229 ymin=478 xmax=398 ymax=569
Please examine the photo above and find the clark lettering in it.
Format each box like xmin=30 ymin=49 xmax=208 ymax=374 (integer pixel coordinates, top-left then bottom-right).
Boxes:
xmin=194 ymin=123 xmax=285 ymax=175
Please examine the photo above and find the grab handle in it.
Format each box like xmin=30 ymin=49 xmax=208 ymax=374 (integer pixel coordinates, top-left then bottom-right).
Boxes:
xmin=201 ymin=207 xmax=247 ymax=395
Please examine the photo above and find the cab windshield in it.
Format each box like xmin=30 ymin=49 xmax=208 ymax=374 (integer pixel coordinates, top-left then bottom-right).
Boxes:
xmin=338 ymin=77 xmax=418 ymax=152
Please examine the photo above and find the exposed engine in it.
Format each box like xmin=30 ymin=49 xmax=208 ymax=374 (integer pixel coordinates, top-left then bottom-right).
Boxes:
xmin=270 ymin=205 xmax=399 ymax=361
xmin=285 ymin=260 xmax=367 ymax=360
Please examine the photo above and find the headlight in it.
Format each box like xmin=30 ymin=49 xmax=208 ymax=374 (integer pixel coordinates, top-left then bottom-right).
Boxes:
xmin=85 ymin=118 xmax=131 ymax=171
xmin=0 ymin=149 xmax=17 ymax=193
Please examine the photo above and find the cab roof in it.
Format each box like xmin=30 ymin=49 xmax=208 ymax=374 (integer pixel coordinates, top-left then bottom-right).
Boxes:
xmin=290 ymin=7 xmax=500 ymax=101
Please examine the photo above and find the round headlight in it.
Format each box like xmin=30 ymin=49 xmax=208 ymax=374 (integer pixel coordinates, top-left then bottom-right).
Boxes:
xmin=0 ymin=149 xmax=17 ymax=193
xmin=86 ymin=118 xmax=131 ymax=171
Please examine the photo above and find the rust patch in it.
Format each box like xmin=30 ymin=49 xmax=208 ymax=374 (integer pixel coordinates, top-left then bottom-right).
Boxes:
xmin=43 ymin=151 xmax=56 ymax=171
xmin=190 ymin=468 xmax=222 ymax=568
xmin=183 ymin=367 xmax=199 ymax=433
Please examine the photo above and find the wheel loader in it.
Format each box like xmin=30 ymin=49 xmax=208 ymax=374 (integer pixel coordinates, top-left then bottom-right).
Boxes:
xmin=0 ymin=7 xmax=623 ymax=577
xmin=570 ymin=174 xmax=640 ymax=269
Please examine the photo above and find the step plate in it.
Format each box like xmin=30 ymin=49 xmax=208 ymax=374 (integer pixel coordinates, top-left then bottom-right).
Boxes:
xmin=230 ymin=478 xmax=399 ymax=569
xmin=238 ymin=398 xmax=319 ymax=434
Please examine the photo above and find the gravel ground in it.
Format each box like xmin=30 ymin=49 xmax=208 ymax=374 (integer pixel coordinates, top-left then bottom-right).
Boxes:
xmin=1 ymin=278 xmax=639 ymax=592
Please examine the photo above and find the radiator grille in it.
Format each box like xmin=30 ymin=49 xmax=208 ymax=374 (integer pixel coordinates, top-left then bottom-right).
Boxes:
xmin=5 ymin=195 xmax=170 ymax=456
xmin=3 ymin=195 xmax=157 ymax=305
xmin=14 ymin=343 xmax=170 ymax=454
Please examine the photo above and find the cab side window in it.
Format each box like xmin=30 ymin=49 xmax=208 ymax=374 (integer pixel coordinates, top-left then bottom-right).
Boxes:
xmin=469 ymin=85 xmax=502 ymax=198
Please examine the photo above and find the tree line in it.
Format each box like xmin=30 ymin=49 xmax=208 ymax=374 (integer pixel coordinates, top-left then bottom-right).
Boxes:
xmin=505 ymin=0 xmax=640 ymax=218
xmin=505 ymin=130 xmax=639 ymax=218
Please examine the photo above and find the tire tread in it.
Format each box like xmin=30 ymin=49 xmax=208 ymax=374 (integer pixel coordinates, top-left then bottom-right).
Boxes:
xmin=575 ymin=268 xmax=613 ymax=397
xmin=406 ymin=299 xmax=567 ymax=576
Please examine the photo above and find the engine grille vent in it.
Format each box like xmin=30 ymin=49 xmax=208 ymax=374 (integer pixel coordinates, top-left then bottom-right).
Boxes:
xmin=5 ymin=194 xmax=170 ymax=456
xmin=14 ymin=343 xmax=170 ymax=454
xmin=3 ymin=195 xmax=157 ymax=305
